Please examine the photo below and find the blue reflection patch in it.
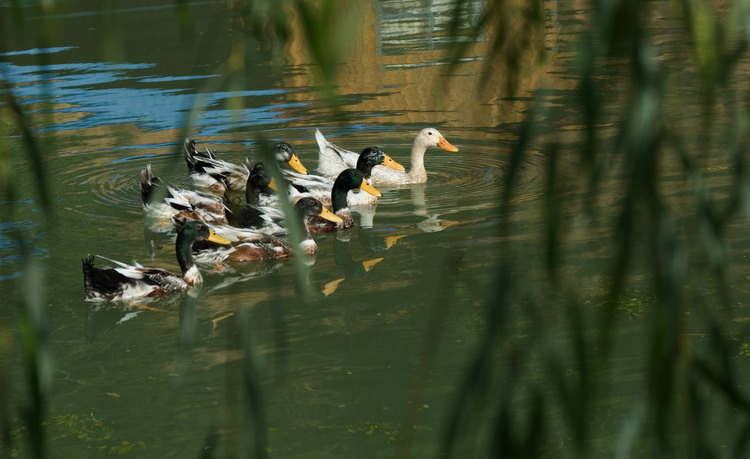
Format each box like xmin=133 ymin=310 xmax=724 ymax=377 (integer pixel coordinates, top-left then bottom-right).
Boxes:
xmin=0 ymin=46 xmax=77 ymax=57
xmin=0 ymin=217 xmax=47 ymax=282
xmin=0 ymin=59 xmax=295 ymax=134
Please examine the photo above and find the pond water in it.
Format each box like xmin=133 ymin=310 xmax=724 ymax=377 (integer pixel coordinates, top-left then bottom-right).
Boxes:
xmin=3 ymin=0 xmax=750 ymax=457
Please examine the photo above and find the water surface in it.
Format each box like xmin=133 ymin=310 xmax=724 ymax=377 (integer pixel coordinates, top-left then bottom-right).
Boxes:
xmin=3 ymin=0 xmax=748 ymax=457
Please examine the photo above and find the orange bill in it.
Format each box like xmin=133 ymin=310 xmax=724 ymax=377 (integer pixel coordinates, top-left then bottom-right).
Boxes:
xmin=437 ymin=136 xmax=459 ymax=152
xmin=381 ymin=154 xmax=405 ymax=171
xmin=207 ymin=229 xmax=232 ymax=245
xmin=359 ymin=179 xmax=382 ymax=197
xmin=268 ymin=178 xmax=278 ymax=191
xmin=288 ymin=154 xmax=309 ymax=174
xmin=318 ymin=206 xmax=344 ymax=223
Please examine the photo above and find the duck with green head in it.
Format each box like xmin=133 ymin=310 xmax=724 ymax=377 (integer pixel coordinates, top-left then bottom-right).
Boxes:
xmin=83 ymin=220 xmax=231 ymax=302
xmin=308 ymin=168 xmax=382 ymax=232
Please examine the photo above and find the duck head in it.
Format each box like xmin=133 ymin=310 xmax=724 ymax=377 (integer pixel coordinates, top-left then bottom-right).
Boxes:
xmin=273 ymin=142 xmax=308 ymax=174
xmin=356 ymin=146 xmax=405 ymax=177
xmin=416 ymin=128 xmax=458 ymax=152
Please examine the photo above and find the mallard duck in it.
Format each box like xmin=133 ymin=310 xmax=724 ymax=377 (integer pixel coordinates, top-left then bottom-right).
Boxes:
xmin=314 ymin=128 xmax=458 ymax=185
xmin=83 ymin=221 xmax=231 ymax=301
xmin=187 ymin=197 xmax=343 ymax=262
xmin=184 ymin=139 xmax=308 ymax=191
xmin=283 ymin=146 xmax=404 ymax=206
xmin=141 ymin=164 xmax=229 ymax=230
xmin=309 ymin=169 xmax=381 ymax=232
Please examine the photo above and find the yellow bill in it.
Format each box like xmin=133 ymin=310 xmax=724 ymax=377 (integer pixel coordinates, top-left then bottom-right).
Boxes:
xmin=288 ymin=154 xmax=308 ymax=174
xmin=361 ymin=257 xmax=383 ymax=272
xmin=208 ymin=229 xmax=232 ymax=245
xmin=384 ymin=234 xmax=407 ymax=249
xmin=437 ymin=136 xmax=459 ymax=152
xmin=359 ymin=179 xmax=382 ymax=197
xmin=268 ymin=178 xmax=278 ymax=191
xmin=211 ymin=312 xmax=235 ymax=330
xmin=318 ymin=206 xmax=344 ymax=223
xmin=322 ymin=278 xmax=345 ymax=296
xmin=381 ymin=154 xmax=405 ymax=171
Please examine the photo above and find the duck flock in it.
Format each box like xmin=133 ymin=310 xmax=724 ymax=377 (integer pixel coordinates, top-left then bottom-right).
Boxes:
xmin=82 ymin=128 xmax=458 ymax=302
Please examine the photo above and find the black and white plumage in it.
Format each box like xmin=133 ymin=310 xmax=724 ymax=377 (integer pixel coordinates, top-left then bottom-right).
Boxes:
xmin=184 ymin=139 xmax=250 ymax=191
xmin=184 ymin=139 xmax=309 ymax=192
xmin=141 ymin=164 xmax=229 ymax=231
xmin=83 ymin=221 xmax=231 ymax=301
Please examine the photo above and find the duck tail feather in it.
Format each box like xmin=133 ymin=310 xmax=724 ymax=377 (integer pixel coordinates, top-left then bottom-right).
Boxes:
xmin=140 ymin=164 xmax=160 ymax=205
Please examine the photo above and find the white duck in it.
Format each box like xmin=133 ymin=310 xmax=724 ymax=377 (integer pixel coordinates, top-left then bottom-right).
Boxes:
xmin=314 ymin=128 xmax=458 ymax=185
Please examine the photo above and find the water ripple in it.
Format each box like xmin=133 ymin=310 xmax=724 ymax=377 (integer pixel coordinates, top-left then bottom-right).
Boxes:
xmin=374 ymin=140 xmax=548 ymax=219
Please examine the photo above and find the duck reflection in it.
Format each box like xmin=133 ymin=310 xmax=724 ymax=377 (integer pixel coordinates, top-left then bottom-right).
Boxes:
xmin=84 ymin=301 xmax=170 ymax=343
xmin=408 ymin=183 xmax=462 ymax=233
xmin=203 ymin=259 xmax=286 ymax=293
xmin=319 ymin=226 xmax=406 ymax=297
xmin=416 ymin=214 xmax=460 ymax=233
xmin=142 ymin=225 xmax=172 ymax=260
xmin=358 ymin=226 xmax=407 ymax=253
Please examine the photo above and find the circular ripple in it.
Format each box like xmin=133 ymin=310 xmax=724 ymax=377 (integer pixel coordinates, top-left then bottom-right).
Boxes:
xmin=54 ymin=138 xmax=554 ymax=231
xmin=58 ymin=148 xmax=195 ymax=222
xmin=374 ymin=140 xmax=550 ymax=220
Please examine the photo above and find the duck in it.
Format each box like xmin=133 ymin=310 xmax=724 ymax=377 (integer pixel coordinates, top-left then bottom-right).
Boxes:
xmin=185 ymin=197 xmax=343 ymax=262
xmin=244 ymin=162 xmax=279 ymax=206
xmin=141 ymin=164 xmax=229 ymax=230
xmin=283 ymin=146 xmax=404 ymax=206
xmin=83 ymin=220 xmax=231 ymax=302
xmin=184 ymin=139 xmax=308 ymax=191
xmin=308 ymin=169 xmax=382 ymax=232
xmin=184 ymin=139 xmax=247 ymax=190
xmin=314 ymin=128 xmax=458 ymax=185
xmin=221 ymin=162 xmax=298 ymax=233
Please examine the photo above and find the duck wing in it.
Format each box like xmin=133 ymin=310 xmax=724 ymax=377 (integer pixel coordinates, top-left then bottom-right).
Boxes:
xmin=315 ymin=129 xmax=359 ymax=177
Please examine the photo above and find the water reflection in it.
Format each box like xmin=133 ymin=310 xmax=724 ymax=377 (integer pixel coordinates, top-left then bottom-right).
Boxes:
xmin=358 ymin=226 xmax=407 ymax=253
xmin=203 ymin=260 xmax=286 ymax=293
xmin=0 ymin=209 xmax=46 ymax=281
xmin=0 ymin=55 xmax=296 ymax=136
xmin=321 ymin=226 xmax=406 ymax=297
xmin=377 ymin=0 xmax=484 ymax=56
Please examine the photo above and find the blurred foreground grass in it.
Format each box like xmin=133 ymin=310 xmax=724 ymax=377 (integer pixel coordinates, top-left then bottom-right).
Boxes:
xmin=3 ymin=0 xmax=750 ymax=457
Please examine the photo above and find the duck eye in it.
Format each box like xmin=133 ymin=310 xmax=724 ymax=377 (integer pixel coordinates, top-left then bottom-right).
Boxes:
xmin=428 ymin=131 xmax=433 ymax=136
